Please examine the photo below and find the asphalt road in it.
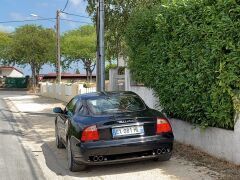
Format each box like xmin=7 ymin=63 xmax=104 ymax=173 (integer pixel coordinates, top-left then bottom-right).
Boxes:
xmin=0 ymin=91 xmax=44 ymax=180
xmin=0 ymin=90 xmax=221 ymax=180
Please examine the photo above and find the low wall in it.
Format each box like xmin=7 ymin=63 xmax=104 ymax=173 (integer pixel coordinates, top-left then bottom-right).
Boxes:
xmin=40 ymin=82 xmax=96 ymax=102
xmin=171 ymin=118 xmax=240 ymax=164
xmin=124 ymin=69 xmax=240 ymax=165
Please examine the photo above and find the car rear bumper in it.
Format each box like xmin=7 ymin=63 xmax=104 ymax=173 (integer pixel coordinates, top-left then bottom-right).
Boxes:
xmin=70 ymin=135 xmax=174 ymax=165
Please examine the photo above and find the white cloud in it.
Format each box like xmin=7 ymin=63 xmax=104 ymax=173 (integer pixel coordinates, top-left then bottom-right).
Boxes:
xmin=0 ymin=25 xmax=15 ymax=32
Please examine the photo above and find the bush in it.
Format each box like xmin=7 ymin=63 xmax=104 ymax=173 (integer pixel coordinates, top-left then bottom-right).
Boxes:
xmin=125 ymin=0 xmax=240 ymax=129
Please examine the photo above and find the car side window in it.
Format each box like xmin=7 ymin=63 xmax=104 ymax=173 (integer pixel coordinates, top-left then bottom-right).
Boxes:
xmin=79 ymin=105 xmax=89 ymax=115
xmin=75 ymin=100 xmax=89 ymax=116
xmin=65 ymin=97 xmax=78 ymax=116
xmin=75 ymin=100 xmax=83 ymax=114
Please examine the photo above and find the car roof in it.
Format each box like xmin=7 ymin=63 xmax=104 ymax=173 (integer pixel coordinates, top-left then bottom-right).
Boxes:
xmin=77 ymin=91 xmax=138 ymax=100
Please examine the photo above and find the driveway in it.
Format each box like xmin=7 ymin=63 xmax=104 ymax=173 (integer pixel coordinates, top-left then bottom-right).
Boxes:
xmin=0 ymin=90 xmax=223 ymax=180
xmin=0 ymin=91 xmax=44 ymax=180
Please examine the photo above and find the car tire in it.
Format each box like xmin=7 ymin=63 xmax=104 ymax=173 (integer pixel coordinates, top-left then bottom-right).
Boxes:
xmin=155 ymin=154 xmax=172 ymax=162
xmin=55 ymin=125 xmax=65 ymax=149
xmin=161 ymin=155 xmax=171 ymax=161
xmin=67 ymin=138 xmax=86 ymax=172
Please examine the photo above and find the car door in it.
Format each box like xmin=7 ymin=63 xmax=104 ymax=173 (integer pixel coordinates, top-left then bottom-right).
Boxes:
xmin=58 ymin=97 xmax=78 ymax=144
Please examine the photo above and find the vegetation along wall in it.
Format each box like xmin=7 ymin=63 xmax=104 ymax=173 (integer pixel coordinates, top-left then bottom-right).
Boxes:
xmin=125 ymin=0 xmax=240 ymax=129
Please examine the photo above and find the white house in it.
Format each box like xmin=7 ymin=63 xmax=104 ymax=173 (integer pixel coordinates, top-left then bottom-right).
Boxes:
xmin=0 ymin=66 xmax=24 ymax=78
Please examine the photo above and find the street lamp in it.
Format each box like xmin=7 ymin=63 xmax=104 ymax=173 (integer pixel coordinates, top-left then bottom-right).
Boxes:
xmin=30 ymin=13 xmax=55 ymax=23
xmin=30 ymin=13 xmax=38 ymax=17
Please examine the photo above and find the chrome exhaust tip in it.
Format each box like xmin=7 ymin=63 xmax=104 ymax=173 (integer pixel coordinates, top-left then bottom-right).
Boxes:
xmin=157 ymin=148 xmax=162 ymax=155
xmin=99 ymin=156 xmax=104 ymax=161
xmin=93 ymin=156 xmax=99 ymax=162
xmin=152 ymin=151 xmax=156 ymax=155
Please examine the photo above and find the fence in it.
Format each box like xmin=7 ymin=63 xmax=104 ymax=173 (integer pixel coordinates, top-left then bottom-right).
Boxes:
xmin=3 ymin=77 xmax=29 ymax=88
xmin=124 ymin=68 xmax=240 ymax=165
xmin=40 ymin=82 xmax=96 ymax=102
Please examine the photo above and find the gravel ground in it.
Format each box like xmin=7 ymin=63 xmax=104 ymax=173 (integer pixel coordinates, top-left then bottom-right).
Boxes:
xmin=173 ymin=142 xmax=240 ymax=180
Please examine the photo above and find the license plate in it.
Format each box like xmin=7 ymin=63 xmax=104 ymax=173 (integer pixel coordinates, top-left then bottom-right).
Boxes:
xmin=112 ymin=126 xmax=144 ymax=138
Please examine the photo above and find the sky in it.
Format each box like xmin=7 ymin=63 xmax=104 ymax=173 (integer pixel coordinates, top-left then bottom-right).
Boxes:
xmin=0 ymin=0 xmax=93 ymax=76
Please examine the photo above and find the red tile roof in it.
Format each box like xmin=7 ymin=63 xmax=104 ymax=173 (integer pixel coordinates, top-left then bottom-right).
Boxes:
xmin=40 ymin=73 xmax=96 ymax=77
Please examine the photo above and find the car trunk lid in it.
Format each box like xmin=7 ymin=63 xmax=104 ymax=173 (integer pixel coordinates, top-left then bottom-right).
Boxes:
xmin=92 ymin=110 xmax=158 ymax=140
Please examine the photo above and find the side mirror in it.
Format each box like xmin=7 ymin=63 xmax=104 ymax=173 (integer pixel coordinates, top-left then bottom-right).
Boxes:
xmin=53 ymin=107 xmax=63 ymax=114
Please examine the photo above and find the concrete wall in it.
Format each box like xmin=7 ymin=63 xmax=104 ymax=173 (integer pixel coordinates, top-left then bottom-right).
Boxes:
xmin=127 ymin=85 xmax=162 ymax=111
xmin=125 ymin=68 xmax=161 ymax=109
xmin=109 ymin=68 xmax=125 ymax=91
xmin=170 ymin=117 xmax=240 ymax=165
xmin=118 ymin=55 xmax=126 ymax=67
xmin=9 ymin=69 xmax=24 ymax=77
xmin=0 ymin=69 xmax=24 ymax=77
xmin=40 ymin=82 xmax=96 ymax=102
xmin=125 ymin=68 xmax=240 ymax=165
xmin=109 ymin=68 xmax=118 ymax=91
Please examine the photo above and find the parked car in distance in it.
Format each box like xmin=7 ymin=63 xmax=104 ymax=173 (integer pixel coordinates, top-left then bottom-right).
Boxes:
xmin=53 ymin=91 xmax=174 ymax=171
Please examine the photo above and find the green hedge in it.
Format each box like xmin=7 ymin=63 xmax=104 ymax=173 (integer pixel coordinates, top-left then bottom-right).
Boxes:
xmin=125 ymin=0 xmax=240 ymax=129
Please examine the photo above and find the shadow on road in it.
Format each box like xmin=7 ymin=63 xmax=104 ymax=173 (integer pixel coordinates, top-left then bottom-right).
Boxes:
xmin=41 ymin=140 xmax=174 ymax=178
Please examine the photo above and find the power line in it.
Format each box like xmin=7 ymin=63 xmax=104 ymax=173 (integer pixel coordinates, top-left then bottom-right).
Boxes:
xmin=33 ymin=17 xmax=55 ymax=23
xmin=0 ymin=17 xmax=92 ymax=25
xmin=62 ymin=0 xmax=69 ymax=11
xmin=61 ymin=11 xmax=91 ymax=19
xmin=0 ymin=18 xmax=56 ymax=24
xmin=60 ymin=18 xmax=93 ymax=24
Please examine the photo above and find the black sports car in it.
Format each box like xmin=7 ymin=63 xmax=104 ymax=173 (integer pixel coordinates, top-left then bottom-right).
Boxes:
xmin=53 ymin=91 xmax=174 ymax=171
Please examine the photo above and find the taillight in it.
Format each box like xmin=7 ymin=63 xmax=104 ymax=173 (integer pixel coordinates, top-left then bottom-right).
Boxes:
xmin=81 ymin=125 xmax=99 ymax=142
xmin=156 ymin=118 xmax=172 ymax=134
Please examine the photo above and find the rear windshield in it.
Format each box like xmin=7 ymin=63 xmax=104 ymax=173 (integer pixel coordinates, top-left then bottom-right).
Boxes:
xmin=87 ymin=95 xmax=146 ymax=115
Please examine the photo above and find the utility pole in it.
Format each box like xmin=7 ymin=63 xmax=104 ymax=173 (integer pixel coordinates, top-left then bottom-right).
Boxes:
xmin=97 ymin=0 xmax=105 ymax=91
xmin=96 ymin=2 xmax=101 ymax=91
xmin=56 ymin=9 xmax=61 ymax=83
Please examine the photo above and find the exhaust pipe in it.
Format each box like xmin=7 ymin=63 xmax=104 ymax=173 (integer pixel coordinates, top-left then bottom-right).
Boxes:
xmin=152 ymin=151 xmax=156 ymax=155
xmin=157 ymin=149 xmax=162 ymax=155
xmin=99 ymin=156 xmax=104 ymax=161
xmin=93 ymin=156 xmax=99 ymax=162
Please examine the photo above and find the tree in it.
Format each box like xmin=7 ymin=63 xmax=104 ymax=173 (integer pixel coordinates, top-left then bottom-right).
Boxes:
xmin=61 ymin=25 xmax=96 ymax=82
xmin=0 ymin=31 xmax=12 ymax=65
xmin=75 ymin=68 xmax=80 ymax=74
xmin=85 ymin=0 xmax=162 ymax=64
xmin=9 ymin=25 xmax=55 ymax=87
